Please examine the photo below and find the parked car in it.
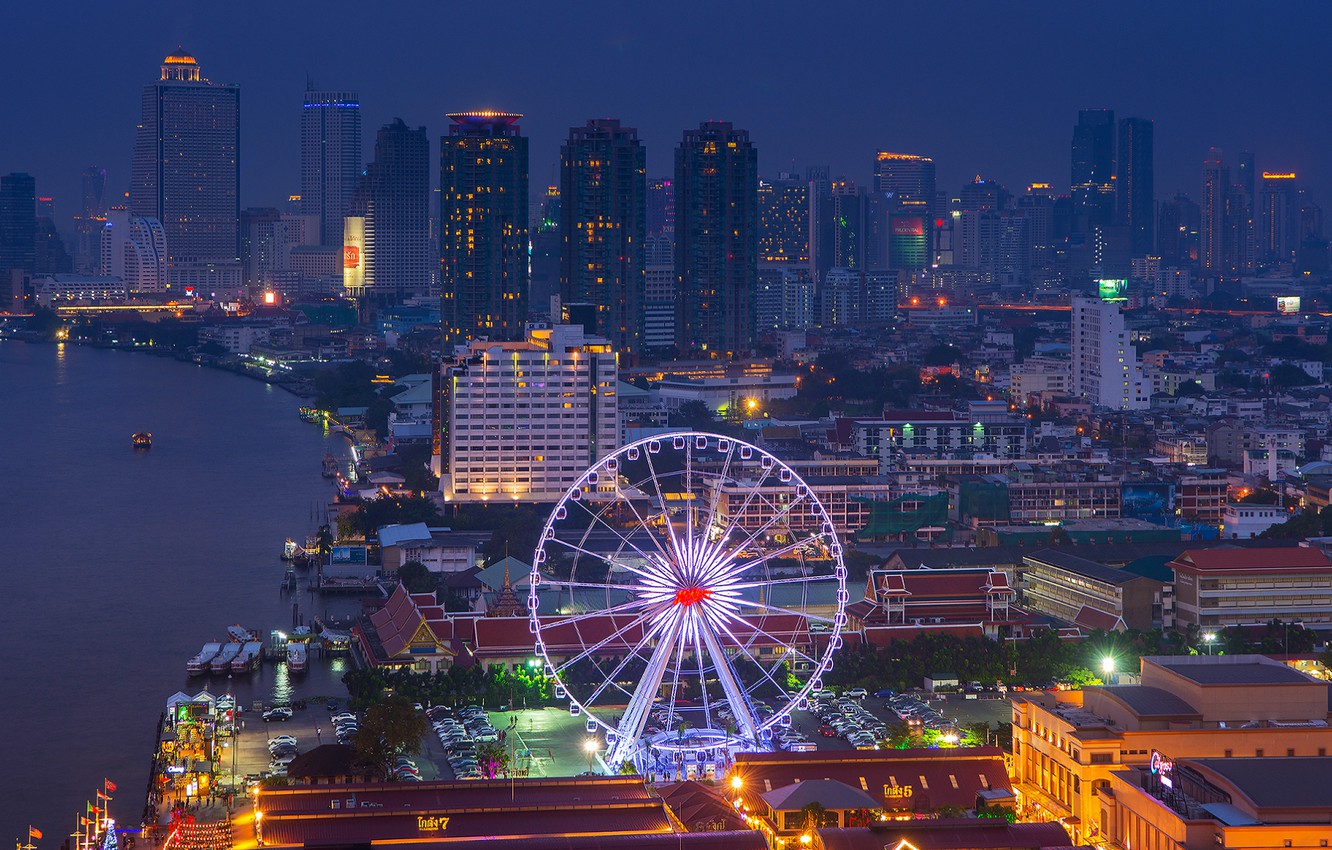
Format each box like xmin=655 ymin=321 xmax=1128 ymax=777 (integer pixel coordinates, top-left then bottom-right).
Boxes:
xmin=263 ymin=707 xmax=293 ymax=722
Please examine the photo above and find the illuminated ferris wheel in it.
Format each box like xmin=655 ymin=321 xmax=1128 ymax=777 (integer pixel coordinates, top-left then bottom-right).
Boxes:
xmin=528 ymin=431 xmax=848 ymax=767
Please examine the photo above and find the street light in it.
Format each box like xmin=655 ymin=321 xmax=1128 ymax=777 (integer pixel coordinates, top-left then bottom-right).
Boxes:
xmin=1100 ymin=656 xmax=1115 ymax=685
xmin=584 ymin=738 xmax=599 ymax=775
xmin=1202 ymin=632 xmax=1216 ymax=655
xmin=730 ymin=775 xmax=743 ymax=792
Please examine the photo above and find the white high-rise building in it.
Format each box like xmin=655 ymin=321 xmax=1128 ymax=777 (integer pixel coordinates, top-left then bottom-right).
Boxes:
xmin=439 ymin=323 xmax=618 ymax=503
xmin=100 ymin=209 xmax=167 ymax=294
xmin=1070 ymin=295 xmax=1149 ymax=410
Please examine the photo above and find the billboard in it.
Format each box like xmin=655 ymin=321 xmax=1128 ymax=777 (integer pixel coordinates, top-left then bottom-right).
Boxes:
xmin=1098 ymin=278 xmax=1128 ymax=302
xmin=1121 ymin=482 xmax=1176 ymax=526
xmin=888 ymin=214 xmax=928 ymax=271
xmin=343 ymin=216 xmax=365 ymax=295
xmin=1277 ymin=296 xmax=1301 ymax=314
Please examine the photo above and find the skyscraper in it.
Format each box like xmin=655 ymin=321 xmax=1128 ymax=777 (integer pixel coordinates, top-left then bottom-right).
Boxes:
xmin=874 ymin=151 xmax=936 ymax=220
xmin=0 ymin=173 xmax=36 ymax=307
xmin=101 ymin=209 xmax=167 ymax=294
xmin=758 ymin=173 xmax=809 ymax=264
xmin=440 ymin=112 xmax=529 ymax=344
xmin=130 ymin=48 xmax=240 ymax=283
xmin=74 ymin=166 xmax=107 ymax=273
xmin=1071 ymin=109 xmax=1115 ymax=230
xmin=1259 ymin=171 xmax=1299 ymax=265
xmin=1200 ymin=149 xmax=1229 ymax=273
xmin=674 ymin=121 xmax=758 ymax=355
xmin=873 ymin=152 xmax=936 ymax=271
xmin=345 ymin=118 xmax=432 ymax=308
xmin=559 ymin=118 xmax=647 ymax=358
xmin=1116 ymin=117 xmax=1154 ymax=257
xmin=648 ymin=178 xmax=674 ymax=238
xmin=301 ymin=87 xmax=362 ymax=247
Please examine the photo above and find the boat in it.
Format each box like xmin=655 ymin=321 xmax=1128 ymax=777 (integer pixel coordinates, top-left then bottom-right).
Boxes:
xmin=209 ymin=642 xmax=242 ymax=674
xmin=298 ymin=407 xmax=319 ymax=423
xmin=132 ymin=432 xmax=152 ymax=449
xmin=227 ymin=624 xmax=259 ymax=642
xmin=321 ymin=452 xmax=339 ymax=478
xmin=286 ymin=642 xmax=308 ymax=673
xmin=187 ymin=641 xmax=222 ymax=676
xmin=231 ymin=641 xmax=264 ymax=674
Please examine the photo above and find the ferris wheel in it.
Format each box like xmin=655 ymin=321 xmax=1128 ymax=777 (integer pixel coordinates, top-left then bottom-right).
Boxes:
xmin=528 ymin=431 xmax=848 ymax=768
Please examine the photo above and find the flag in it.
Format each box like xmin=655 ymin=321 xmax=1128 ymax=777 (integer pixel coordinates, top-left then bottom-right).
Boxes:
xmin=96 ymin=791 xmax=109 ymax=801
xmin=104 ymin=780 xmax=117 ymax=794
xmin=29 ymin=827 xmax=43 ymax=840
xmin=87 ymin=803 xmax=100 ymax=815
xmin=80 ymin=819 xmax=91 ymax=827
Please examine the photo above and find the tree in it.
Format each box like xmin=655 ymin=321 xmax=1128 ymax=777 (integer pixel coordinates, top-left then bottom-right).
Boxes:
xmin=397 ymin=560 xmax=437 ymax=594
xmin=671 ymin=400 xmax=720 ymax=431
xmin=1175 ymin=380 xmax=1205 ymax=397
xmin=1239 ymin=489 xmax=1280 ymax=505
xmin=800 ymin=801 xmax=830 ymax=832
xmin=351 ymin=695 xmax=429 ymax=780
xmin=879 ymin=720 xmax=914 ymax=749
xmin=475 ymin=739 xmax=510 ymax=779
xmin=1269 ymin=363 xmax=1316 ymax=388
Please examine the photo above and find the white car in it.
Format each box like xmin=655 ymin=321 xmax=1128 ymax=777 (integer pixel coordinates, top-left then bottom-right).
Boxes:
xmin=262 ymin=707 xmax=293 ymax=721
xmin=845 ymin=688 xmax=868 ymax=699
xmin=268 ymin=735 xmax=297 ymax=747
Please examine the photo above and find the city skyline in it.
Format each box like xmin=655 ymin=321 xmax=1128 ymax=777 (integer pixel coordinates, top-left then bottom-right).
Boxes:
xmin=4 ymin=2 xmax=1331 ymax=227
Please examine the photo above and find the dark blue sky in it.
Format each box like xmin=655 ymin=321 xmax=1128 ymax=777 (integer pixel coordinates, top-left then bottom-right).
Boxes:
xmin=4 ymin=1 xmax=1330 ymax=223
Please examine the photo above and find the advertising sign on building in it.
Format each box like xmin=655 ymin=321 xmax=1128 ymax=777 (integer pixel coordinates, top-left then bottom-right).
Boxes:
xmin=343 ymin=216 xmax=365 ymax=295
xmin=1277 ymin=296 xmax=1301 ymax=314
xmin=888 ymin=214 xmax=928 ymax=271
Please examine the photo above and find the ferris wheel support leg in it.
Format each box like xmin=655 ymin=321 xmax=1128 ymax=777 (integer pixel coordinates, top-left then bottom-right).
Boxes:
xmin=699 ymin=623 xmax=759 ymax=746
xmin=607 ymin=616 xmax=680 ymax=767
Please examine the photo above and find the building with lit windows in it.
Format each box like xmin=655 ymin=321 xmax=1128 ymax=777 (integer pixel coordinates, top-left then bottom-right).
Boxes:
xmin=1010 ymin=654 xmax=1332 ymax=846
xmin=643 ymin=233 xmax=675 ymax=352
xmin=1070 ymin=296 xmax=1148 ymax=410
xmin=559 ymin=118 xmax=646 ymax=358
xmin=758 ymin=173 xmax=810 ymax=264
xmin=440 ymin=111 xmax=529 ymax=344
xmin=130 ymin=48 xmax=240 ymax=287
xmin=1167 ymin=547 xmax=1332 ymax=629
xmin=300 ymin=88 xmax=361 ymax=246
xmin=438 ymin=323 xmax=617 ymax=503
xmin=100 ymin=209 xmax=167 ymax=294
xmin=674 ymin=121 xmax=758 ymax=355
xmin=345 ymin=119 xmax=432 ymax=308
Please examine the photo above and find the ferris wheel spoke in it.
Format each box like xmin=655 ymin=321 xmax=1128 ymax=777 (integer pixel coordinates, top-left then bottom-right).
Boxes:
xmin=708 ymin=457 xmax=779 ymax=552
xmin=540 ymin=578 xmax=644 ymax=594
xmin=698 ymin=440 xmax=737 ymax=544
xmin=710 ymin=606 xmax=823 ymax=666
xmin=608 ymin=611 xmax=684 ymax=764
xmin=551 ymin=605 xmax=660 ymax=676
xmin=580 ymin=611 xmax=673 ymax=706
xmin=609 ymin=481 xmax=677 ymax=565
xmin=697 ymin=612 xmax=759 ymax=741
xmin=570 ymin=496 xmax=675 ymax=576
xmin=730 ymin=594 xmax=841 ymax=625
xmin=641 ymin=446 xmax=686 ymax=565
xmin=715 ymin=620 xmax=797 ymax=704
xmin=713 ymin=493 xmax=814 ymax=573
xmin=663 ymin=613 xmax=692 ymax=734
xmin=725 ymin=572 xmax=829 ymax=591
xmin=713 ymin=533 xmax=829 ymax=583
xmin=547 ymin=537 xmax=658 ymax=584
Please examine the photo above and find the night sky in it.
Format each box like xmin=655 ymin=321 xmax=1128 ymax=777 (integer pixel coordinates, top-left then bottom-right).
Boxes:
xmin=4 ymin=1 xmax=1331 ymax=223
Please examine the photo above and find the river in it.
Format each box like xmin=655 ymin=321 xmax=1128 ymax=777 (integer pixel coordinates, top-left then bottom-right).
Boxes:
xmin=0 ymin=342 xmax=359 ymax=842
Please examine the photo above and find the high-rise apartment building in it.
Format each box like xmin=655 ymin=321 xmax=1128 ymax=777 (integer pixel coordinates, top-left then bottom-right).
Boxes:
xmin=1070 ymin=295 xmax=1148 ymax=410
xmin=559 ymin=118 xmax=646 ymax=358
xmin=0 ymin=173 xmax=37 ymax=282
xmin=1071 ymin=109 xmax=1115 ymax=230
xmin=643 ymin=233 xmax=676 ymax=353
xmin=674 ymin=121 xmax=758 ymax=355
xmin=100 ymin=209 xmax=167 ymax=294
xmin=1116 ymin=117 xmax=1154 ymax=257
xmin=73 ymin=166 xmax=108 ymax=274
xmin=648 ymin=178 xmax=674 ymax=238
xmin=758 ymin=174 xmax=810 ymax=264
xmin=811 ymin=180 xmax=866 ymax=281
xmin=301 ymin=88 xmax=362 ymax=246
xmin=1200 ymin=149 xmax=1229 ymax=273
xmin=130 ymin=48 xmax=240 ymax=283
xmin=440 ymin=112 xmax=529 ymax=345
xmin=344 ymin=119 xmax=431 ymax=308
xmin=439 ymin=323 xmax=617 ymax=503
xmin=1259 ymin=171 xmax=1299 ymax=265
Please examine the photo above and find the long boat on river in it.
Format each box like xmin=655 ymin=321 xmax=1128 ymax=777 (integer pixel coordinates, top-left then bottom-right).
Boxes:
xmin=209 ymin=642 xmax=243 ymax=674
xmin=187 ymin=641 xmax=222 ymax=676
xmin=231 ymin=640 xmax=264 ymax=674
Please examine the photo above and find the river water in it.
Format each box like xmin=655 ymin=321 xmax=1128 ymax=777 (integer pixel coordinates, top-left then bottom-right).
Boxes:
xmin=0 ymin=343 xmax=359 ymax=842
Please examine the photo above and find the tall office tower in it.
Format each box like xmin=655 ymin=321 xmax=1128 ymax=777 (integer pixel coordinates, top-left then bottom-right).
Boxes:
xmin=1237 ymin=151 xmax=1256 ymax=204
xmin=758 ymin=173 xmax=809 ymax=264
xmin=73 ymin=166 xmax=108 ymax=273
xmin=674 ymin=121 xmax=757 ymax=355
xmin=873 ymin=151 xmax=936 ymax=271
xmin=440 ymin=112 xmax=529 ymax=344
xmin=100 ymin=209 xmax=168 ymax=294
xmin=343 ymin=119 xmax=431 ymax=308
xmin=1070 ymin=295 xmax=1148 ymax=410
xmin=0 ymin=173 xmax=36 ymax=307
xmin=240 ymin=207 xmax=283 ymax=289
xmin=648 ymin=178 xmax=674 ymax=238
xmin=301 ymin=88 xmax=362 ymax=246
xmin=1116 ymin=117 xmax=1154 ymax=257
xmin=559 ymin=118 xmax=647 ymax=358
xmin=1259 ymin=171 xmax=1299 ymax=265
xmin=439 ymin=323 xmax=617 ymax=503
xmin=530 ymin=185 xmax=561 ymax=315
xmin=34 ymin=202 xmax=72 ymax=276
xmin=1223 ymin=183 xmax=1257 ymax=276
xmin=1157 ymin=194 xmax=1201 ymax=266
xmin=1200 ymin=149 xmax=1229 ymax=273
xmin=811 ymin=180 xmax=866 ymax=282
xmin=874 ymin=152 xmax=936 ymax=217
xmin=1071 ymin=109 xmax=1116 ymax=230
xmin=130 ymin=48 xmax=240 ymax=282
xmin=643 ymin=233 xmax=676 ymax=353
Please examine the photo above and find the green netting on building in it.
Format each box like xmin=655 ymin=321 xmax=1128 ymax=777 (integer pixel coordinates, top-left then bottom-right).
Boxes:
xmin=959 ymin=480 xmax=1011 ymax=523
xmin=853 ymin=492 xmax=949 ymax=539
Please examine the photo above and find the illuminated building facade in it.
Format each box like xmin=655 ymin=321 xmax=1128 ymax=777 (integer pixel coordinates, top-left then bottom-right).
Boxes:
xmin=1070 ymin=296 xmax=1148 ymax=410
xmin=1259 ymin=171 xmax=1299 ymax=264
xmin=1115 ymin=117 xmax=1154 ymax=257
xmin=130 ymin=49 xmax=240 ymax=284
xmin=100 ymin=209 xmax=167 ymax=294
xmin=643 ymin=233 xmax=675 ymax=352
xmin=440 ymin=111 xmax=529 ymax=345
xmin=300 ymin=88 xmax=361 ymax=246
xmin=1200 ymin=148 xmax=1228 ymax=273
xmin=875 ymin=151 xmax=936 ymax=270
xmin=758 ymin=173 xmax=809 ymax=264
xmin=674 ymin=121 xmax=758 ymax=355
xmin=346 ymin=119 xmax=432 ymax=307
xmin=439 ymin=323 xmax=617 ymax=503
xmin=559 ymin=118 xmax=646 ymax=358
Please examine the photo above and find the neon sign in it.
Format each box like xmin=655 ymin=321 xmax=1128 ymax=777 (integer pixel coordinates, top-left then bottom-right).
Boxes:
xmin=1149 ymin=750 xmax=1174 ymax=788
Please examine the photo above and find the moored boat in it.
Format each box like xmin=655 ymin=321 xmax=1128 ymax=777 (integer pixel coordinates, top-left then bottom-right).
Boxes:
xmin=286 ymin=642 xmax=308 ymax=673
xmin=209 ymin=642 xmax=242 ymax=674
xmin=132 ymin=432 xmax=152 ymax=448
xmin=226 ymin=624 xmax=258 ymax=642
xmin=231 ymin=640 xmax=263 ymax=674
xmin=187 ymin=641 xmax=222 ymax=676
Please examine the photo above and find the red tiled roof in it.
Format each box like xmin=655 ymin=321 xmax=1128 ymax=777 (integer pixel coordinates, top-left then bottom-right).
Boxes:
xmin=816 ymin=820 xmax=1072 ymax=850
xmin=1072 ymin=605 xmax=1125 ymax=633
xmin=657 ymin=780 xmax=749 ymax=832
xmin=1171 ymin=547 xmax=1331 ymax=573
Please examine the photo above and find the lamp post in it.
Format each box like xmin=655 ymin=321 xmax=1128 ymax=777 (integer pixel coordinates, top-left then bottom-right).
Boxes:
xmin=584 ymin=738 xmax=598 ymax=775
xmin=1202 ymin=632 xmax=1216 ymax=655
xmin=1100 ymin=656 xmax=1115 ymax=686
